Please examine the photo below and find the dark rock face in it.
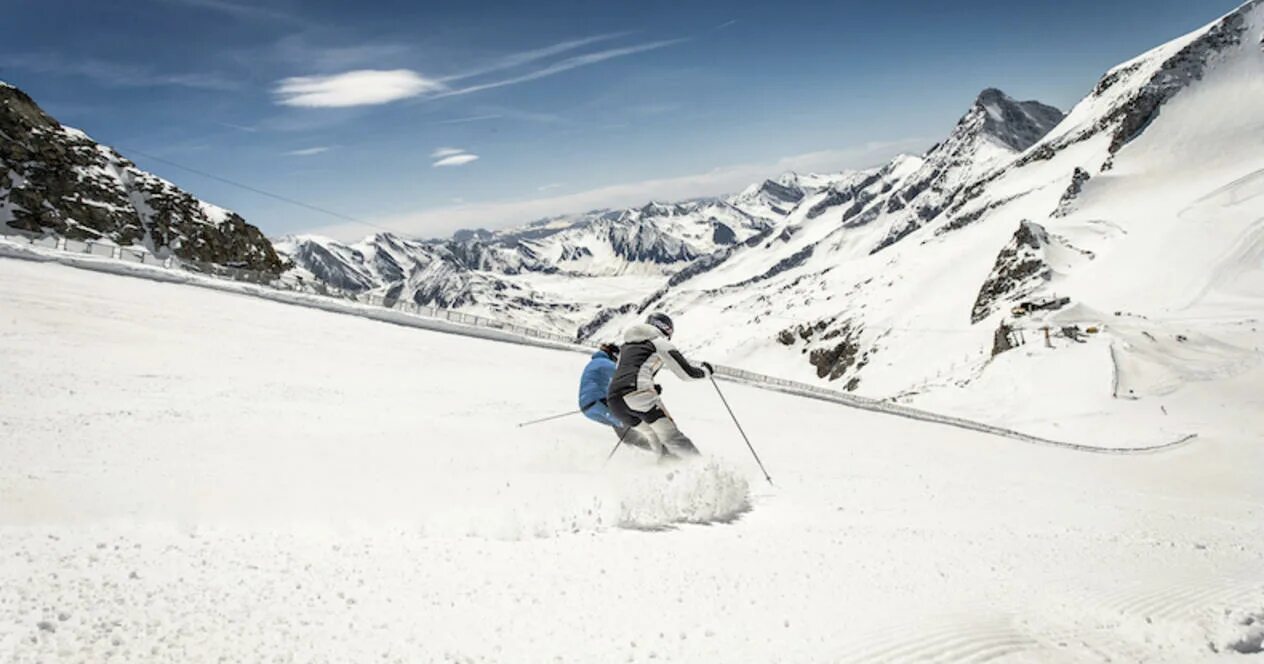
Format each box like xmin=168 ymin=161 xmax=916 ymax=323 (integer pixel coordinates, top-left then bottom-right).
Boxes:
xmin=711 ymin=221 xmax=736 ymax=245
xmin=756 ymin=179 xmax=805 ymax=206
xmin=576 ymin=302 xmax=638 ymax=341
xmin=0 ymin=83 xmax=284 ymax=273
xmin=1104 ymin=10 xmax=1249 ymax=153
xmin=971 ymin=220 xmax=1053 ymax=323
xmin=607 ymin=220 xmax=698 ymax=264
xmin=285 ymin=241 xmax=376 ymax=292
xmin=1053 ymin=167 xmax=1092 ymax=217
xmin=732 ymin=244 xmax=814 ymax=288
xmin=973 ymin=88 xmax=1066 ymax=152
xmin=776 ymin=316 xmax=871 ymax=386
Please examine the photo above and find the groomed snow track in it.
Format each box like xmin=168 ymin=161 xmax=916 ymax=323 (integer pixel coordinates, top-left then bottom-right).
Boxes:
xmin=0 ymin=238 xmax=1196 ymax=454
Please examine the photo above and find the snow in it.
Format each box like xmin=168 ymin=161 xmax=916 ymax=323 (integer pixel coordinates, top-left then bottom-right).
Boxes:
xmin=2 ymin=256 xmax=1262 ymax=662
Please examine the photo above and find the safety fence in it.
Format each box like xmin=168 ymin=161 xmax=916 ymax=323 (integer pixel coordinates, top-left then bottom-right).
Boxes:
xmin=712 ymin=366 xmax=1196 ymax=454
xmin=0 ymin=229 xmax=1196 ymax=454
xmin=1 ymin=228 xmax=575 ymax=345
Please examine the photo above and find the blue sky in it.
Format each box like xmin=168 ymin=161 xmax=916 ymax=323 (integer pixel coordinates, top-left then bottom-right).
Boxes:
xmin=1 ymin=0 xmax=1245 ymax=240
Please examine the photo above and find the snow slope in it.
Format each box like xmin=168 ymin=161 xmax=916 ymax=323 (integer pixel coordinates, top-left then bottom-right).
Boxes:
xmin=582 ymin=1 xmax=1264 ymax=447
xmin=2 ymin=257 xmax=1262 ymax=662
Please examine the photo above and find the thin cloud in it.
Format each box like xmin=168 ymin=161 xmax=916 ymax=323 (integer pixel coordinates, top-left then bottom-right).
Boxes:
xmin=284 ymin=146 xmax=330 ymax=156
xmin=309 ymin=139 xmax=926 ymax=240
xmin=430 ymin=147 xmax=468 ymax=158
xmin=435 ymin=38 xmax=688 ymax=98
xmin=538 ymin=183 xmax=565 ymax=192
xmin=272 ymin=35 xmax=684 ymax=109
xmin=433 ymin=153 xmax=479 ymax=167
xmin=435 ymin=114 xmax=503 ymax=125
xmin=152 ymin=0 xmax=304 ymax=24
xmin=274 ymin=69 xmax=444 ymax=107
xmin=1 ymin=53 xmax=238 ymax=91
xmin=715 ymin=19 xmax=738 ymax=30
xmin=216 ymin=121 xmax=259 ymax=133
xmin=441 ymin=32 xmax=632 ymax=82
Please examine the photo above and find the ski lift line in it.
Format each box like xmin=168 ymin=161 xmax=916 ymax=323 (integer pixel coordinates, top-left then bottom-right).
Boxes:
xmin=119 ymin=145 xmax=401 ymax=235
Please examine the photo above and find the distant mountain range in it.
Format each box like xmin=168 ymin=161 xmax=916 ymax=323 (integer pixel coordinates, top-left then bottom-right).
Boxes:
xmin=4 ymin=0 xmax=1261 ymax=414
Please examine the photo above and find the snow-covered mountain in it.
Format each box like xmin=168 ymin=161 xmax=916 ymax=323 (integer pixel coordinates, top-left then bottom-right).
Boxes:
xmin=0 ymin=82 xmax=283 ymax=272
xmin=279 ymin=85 xmax=1071 ymax=336
xmin=277 ymin=187 xmax=819 ymax=329
xmin=578 ymin=0 xmax=1264 ymax=441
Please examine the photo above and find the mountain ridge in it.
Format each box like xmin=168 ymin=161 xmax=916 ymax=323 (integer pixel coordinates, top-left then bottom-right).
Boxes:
xmin=0 ymin=82 xmax=283 ymax=272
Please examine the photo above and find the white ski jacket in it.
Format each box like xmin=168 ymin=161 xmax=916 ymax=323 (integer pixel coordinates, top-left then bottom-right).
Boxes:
xmin=607 ymin=323 xmax=711 ymax=412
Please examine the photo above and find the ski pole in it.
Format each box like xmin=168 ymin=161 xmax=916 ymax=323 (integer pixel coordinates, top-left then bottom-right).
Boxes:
xmin=516 ymin=409 xmax=582 ymax=428
xmin=709 ymin=375 xmax=773 ymax=485
xmin=603 ymin=426 xmax=633 ymax=467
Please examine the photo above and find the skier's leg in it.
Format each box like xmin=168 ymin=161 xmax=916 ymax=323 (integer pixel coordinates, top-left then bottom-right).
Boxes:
xmin=633 ymin=423 xmax=663 ymax=455
xmin=644 ymin=406 xmax=700 ymax=457
xmin=612 ymin=425 xmax=651 ymax=450
xmin=610 ymin=394 xmax=664 ymax=455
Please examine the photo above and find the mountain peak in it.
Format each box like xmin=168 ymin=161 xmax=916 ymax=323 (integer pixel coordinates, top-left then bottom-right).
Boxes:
xmin=967 ymin=88 xmax=1065 ymax=152
xmin=974 ymin=87 xmax=1011 ymax=105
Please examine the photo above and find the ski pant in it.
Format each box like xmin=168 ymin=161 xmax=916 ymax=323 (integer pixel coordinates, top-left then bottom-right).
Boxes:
xmin=581 ymin=400 xmax=625 ymax=429
xmin=583 ymin=400 xmax=651 ymax=450
xmin=608 ymin=391 xmax=700 ymax=457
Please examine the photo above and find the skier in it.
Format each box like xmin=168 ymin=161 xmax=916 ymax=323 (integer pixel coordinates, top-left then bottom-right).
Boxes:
xmin=578 ymin=344 xmax=650 ymax=450
xmin=607 ymin=312 xmax=713 ymax=458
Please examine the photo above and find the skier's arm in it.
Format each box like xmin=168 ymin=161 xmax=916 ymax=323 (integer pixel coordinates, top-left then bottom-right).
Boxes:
xmin=652 ymin=338 xmax=710 ymax=380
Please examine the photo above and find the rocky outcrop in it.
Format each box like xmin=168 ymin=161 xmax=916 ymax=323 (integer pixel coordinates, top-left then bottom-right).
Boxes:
xmin=776 ymin=317 xmax=870 ymax=388
xmin=1053 ymin=167 xmax=1093 ymax=217
xmin=971 ymin=220 xmax=1053 ymax=323
xmin=0 ymin=82 xmax=284 ymax=273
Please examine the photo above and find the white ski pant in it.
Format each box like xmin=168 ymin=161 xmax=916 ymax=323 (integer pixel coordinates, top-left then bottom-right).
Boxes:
xmin=610 ymin=390 xmax=700 ymax=457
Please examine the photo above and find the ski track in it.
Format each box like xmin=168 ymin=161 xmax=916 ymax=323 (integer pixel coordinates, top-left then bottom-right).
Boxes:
xmin=836 ymin=575 xmax=1264 ymax=662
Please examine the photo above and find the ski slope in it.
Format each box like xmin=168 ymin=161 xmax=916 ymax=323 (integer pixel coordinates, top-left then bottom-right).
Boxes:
xmin=2 ymin=257 xmax=1262 ymax=662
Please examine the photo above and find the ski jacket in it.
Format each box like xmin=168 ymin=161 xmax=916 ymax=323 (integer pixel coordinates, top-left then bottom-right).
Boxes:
xmin=607 ymin=323 xmax=710 ymax=411
xmin=578 ymin=349 xmax=617 ymax=412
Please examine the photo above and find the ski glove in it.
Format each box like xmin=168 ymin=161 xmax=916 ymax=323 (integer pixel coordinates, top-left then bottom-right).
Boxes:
xmin=654 ymin=384 xmax=663 ymax=394
xmin=702 ymin=362 xmax=715 ymax=376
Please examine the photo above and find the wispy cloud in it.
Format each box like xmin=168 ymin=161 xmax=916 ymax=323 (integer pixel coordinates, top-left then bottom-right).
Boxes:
xmin=1 ymin=53 xmax=238 ymax=91
xmin=435 ymin=114 xmax=503 ymax=125
xmin=435 ymin=38 xmax=687 ymax=98
xmin=537 ymin=183 xmax=565 ymax=192
xmin=433 ymin=153 xmax=479 ymax=167
xmin=430 ymin=147 xmax=467 ymax=158
xmin=272 ymin=34 xmax=686 ymax=110
xmin=715 ymin=19 xmax=738 ymax=30
xmin=274 ymin=69 xmax=443 ymax=107
xmin=441 ymin=32 xmax=632 ymax=82
xmin=284 ymin=146 xmax=330 ymax=156
xmin=310 ymin=139 xmax=927 ymax=239
xmin=152 ymin=0 xmax=304 ymax=25
xmin=215 ymin=121 xmax=259 ymax=133
xmin=268 ymin=37 xmax=415 ymax=72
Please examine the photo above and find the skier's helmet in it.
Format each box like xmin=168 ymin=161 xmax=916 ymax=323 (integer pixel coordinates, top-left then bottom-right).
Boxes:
xmin=646 ymin=312 xmax=674 ymax=339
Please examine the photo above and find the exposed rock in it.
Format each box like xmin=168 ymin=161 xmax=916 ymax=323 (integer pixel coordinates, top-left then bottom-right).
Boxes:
xmin=1053 ymin=167 xmax=1092 ymax=217
xmin=0 ymin=83 xmax=283 ymax=273
xmin=1104 ymin=10 xmax=1249 ymax=153
xmin=776 ymin=317 xmax=871 ymax=385
xmin=711 ymin=222 xmax=736 ymax=245
xmin=577 ymin=303 xmax=639 ymax=342
xmin=971 ymin=220 xmax=1053 ymax=323
xmin=731 ymin=244 xmax=814 ymax=288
